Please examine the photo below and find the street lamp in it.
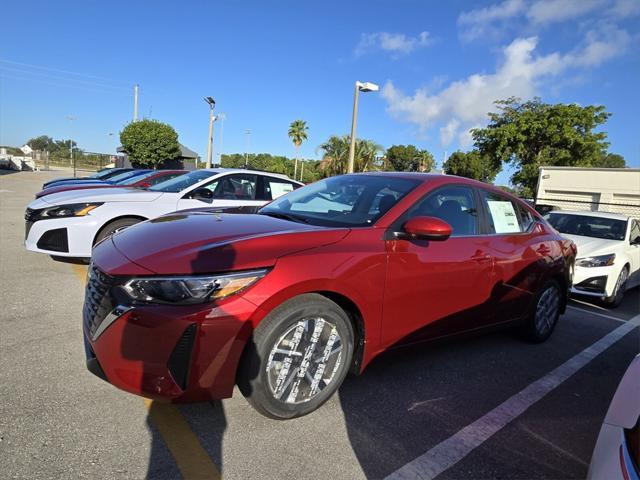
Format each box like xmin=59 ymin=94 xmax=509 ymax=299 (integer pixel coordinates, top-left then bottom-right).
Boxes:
xmin=204 ymin=97 xmax=216 ymax=169
xmin=67 ymin=115 xmax=77 ymax=177
xmin=216 ymin=113 xmax=225 ymax=166
xmin=347 ymin=81 xmax=379 ymax=174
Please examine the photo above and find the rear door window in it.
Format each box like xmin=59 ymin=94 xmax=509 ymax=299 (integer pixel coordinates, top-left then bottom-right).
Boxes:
xmin=481 ymin=191 xmax=526 ymax=234
xmin=212 ymin=174 xmax=257 ymax=200
xmin=262 ymin=177 xmax=297 ymax=201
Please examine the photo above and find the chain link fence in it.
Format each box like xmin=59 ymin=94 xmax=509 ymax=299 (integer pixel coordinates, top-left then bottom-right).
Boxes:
xmin=33 ymin=151 xmax=121 ymax=173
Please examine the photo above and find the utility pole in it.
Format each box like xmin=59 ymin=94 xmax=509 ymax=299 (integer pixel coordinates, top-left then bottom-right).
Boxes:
xmin=300 ymin=160 xmax=304 ymax=182
xmin=67 ymin=115 xmax=77 ymax=176
xmin=204 ymin=97 xmax=216 ymax=169
xmin=244 ymin=129 xmax=251 ymax=168
xmin=347 ymin=81 xmax=379 ymax=173
xmin=217 ymin=113 xmax=225 ymax=166
xmin=133 ymin=84 xmax=139 ymax=121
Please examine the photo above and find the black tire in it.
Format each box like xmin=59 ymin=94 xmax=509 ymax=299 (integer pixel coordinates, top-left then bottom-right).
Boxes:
xmin=603 ymin=267 xmax=629 ymax=309
xmin=522 ymin=280 xmax=562 ymax=343
xmin=94 ymin=218 xmax=142 ymax=245
xmin=237 ymin=293 xmax=354 ymax=420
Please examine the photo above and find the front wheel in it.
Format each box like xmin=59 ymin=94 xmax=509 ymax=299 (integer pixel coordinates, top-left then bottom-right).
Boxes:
xmin=94 ymin=218 xmax=142 ymax=245
xmin=522 ymin=280 xmax=562 ymax=343
xmin=603 ymin=267 xmax=629 ymax=309
xmin=237 ymin=294 xmax=354 ymax=420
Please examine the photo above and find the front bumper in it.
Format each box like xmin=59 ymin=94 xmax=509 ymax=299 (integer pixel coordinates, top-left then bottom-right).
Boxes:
xmin=571 ymin=264 xmax=619 ymax=298
xmin=82 ymin=267 xmax=258 ymax=402
xmin=25 ymin=214 xmax=100 ymax=257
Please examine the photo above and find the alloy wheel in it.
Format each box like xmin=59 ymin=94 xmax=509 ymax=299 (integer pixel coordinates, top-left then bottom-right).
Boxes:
xmin=613 ymin=269 xmax=628 ymax=304
xmin=535 ymin=286 xmax=560 ymax=336
xmin=266 ymin=317 xmax=343 ymax=405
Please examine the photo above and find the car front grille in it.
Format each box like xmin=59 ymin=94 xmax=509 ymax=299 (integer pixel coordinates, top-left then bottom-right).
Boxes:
xmin=83 ymin=265 xmax=116 ymax=339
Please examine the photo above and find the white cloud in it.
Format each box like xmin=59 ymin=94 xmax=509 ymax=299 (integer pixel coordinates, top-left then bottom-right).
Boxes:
xmin=439 ymin=119 xmax=460 ymax=146
xmin=458 ymin=0 xmax=639 ymax=41
xmin=609 ymin=0 xmax=640 ymax=17
xmin=526 ymin=0 xmax=605 ymax=24
xmin=458 ymin=0 xmax=526 ymax=41
xmin=382 ymin=31 xmax=630 ymax=147
xmin=355 ymin=31 xmax=432 ymax=56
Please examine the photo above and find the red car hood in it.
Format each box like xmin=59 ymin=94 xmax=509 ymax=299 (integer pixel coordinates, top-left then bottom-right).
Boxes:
xmin=104 ymin=211 xmax=350 ymax=275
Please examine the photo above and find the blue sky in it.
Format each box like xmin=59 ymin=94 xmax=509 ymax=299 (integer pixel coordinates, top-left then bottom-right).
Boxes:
xmin=1 ymin=0 xmax=638 ymax=185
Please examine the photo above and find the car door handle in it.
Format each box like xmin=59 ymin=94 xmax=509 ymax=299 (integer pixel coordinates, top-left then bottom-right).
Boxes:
xmin=536 ymin=245 xmax=551 ymax=255
xmin=471 ymin=251 xmax=492 ymax=262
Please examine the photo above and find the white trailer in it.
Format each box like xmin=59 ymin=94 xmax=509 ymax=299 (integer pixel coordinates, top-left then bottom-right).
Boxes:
xmin=535 ymin=166 xmax=640 ymax=220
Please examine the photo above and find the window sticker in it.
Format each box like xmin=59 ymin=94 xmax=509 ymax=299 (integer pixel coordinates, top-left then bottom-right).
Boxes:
xmin=269 ymin=182 xmax=294 ymax=199
xmin=487 ymin=200 xmax=520 ymax=233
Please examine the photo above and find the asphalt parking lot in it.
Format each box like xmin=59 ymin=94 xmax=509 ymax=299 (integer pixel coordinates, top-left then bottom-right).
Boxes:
xmin=1 ymin=169 xmax=638 ymax=480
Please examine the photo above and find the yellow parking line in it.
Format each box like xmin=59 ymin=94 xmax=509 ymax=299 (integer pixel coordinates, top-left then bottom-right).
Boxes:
xmin=144 ymin=399 xmax=222 ymax=479
xmin=71 ymin=263 xmax=221 ymax=479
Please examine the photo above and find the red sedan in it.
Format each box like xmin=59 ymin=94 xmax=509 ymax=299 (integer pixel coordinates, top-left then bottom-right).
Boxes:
xmin=35 ymin=170 xmax=186 ymax=198
xmin=83 ymin=173 xmax=576 ymax=419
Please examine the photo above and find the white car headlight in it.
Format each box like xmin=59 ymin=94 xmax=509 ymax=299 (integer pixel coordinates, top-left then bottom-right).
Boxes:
xmin=122 ymin=269 xmax=268 ymax=304
xmin=575 ymin=254 xmax=615 ymax=268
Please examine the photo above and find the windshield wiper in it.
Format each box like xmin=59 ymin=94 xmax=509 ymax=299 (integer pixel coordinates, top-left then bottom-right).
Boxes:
xmin=259 ymin=211 xmax=309 ymax=224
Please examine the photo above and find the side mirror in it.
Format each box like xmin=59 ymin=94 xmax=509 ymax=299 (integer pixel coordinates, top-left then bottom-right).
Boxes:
xmin=401 ymin=216 xmax=452 ymax=241
xmin=631 ymin=236 xmax=640 ymax=246
xmin=191 ymin=187 xmax=213 ymax=201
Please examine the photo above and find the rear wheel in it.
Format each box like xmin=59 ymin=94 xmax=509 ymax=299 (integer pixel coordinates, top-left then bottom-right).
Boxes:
xmin=238 ymin=294 xmax=354 ymax=420
xmin=603 ymin=267 xmax=629 ymax=309
xmin=94 ymin=218 xmax=142 ymax=245
xmin=522 ymin=280 xmax=562 ymax=343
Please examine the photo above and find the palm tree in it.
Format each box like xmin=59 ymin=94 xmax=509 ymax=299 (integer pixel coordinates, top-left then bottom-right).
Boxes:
xmin=288 ymin=120 xmax=308 ymax=180
xmin=318 ymin=135 xmax=382 ymax=177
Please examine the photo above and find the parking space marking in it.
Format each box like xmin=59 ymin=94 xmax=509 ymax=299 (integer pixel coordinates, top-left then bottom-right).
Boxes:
xmin=568 ymin=305 xmax=626 ymax=323
xmin=386 ymin=314 xmax=640 ymax=480
xmin=144 ymin=399 xmax=221 ymax=480
xmin=71 ymin=263 xmax=221 ymax=479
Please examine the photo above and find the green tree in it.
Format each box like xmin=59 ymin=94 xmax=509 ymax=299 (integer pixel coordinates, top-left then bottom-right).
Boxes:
xmin=288 ymin=120 xmax=308 ymax=181
xmin=27 ymin=135 xmax=54 ymax=151
xmin=119 ymin=119 xmax=181 ymax=169
xmin=318 ymin=135 xmax=382 ymax=177
xmin=472 ymin=97 xmax=612 ymax=197
xmin=443 ymin=150 xmax=502 ymax=183
xmin=594 ymin=153 xmax=626 ymax=168
xmin=385 ymin=144 xmax=434 ymax=172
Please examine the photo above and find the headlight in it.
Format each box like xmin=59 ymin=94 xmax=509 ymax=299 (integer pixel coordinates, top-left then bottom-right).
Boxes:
xmin=122 ymin=269 xmax=268 ymax=304
xmin=576 ymin=254 xmax=615 ymax=268
xmin=37 ymin=203 xmax=103 ymax=220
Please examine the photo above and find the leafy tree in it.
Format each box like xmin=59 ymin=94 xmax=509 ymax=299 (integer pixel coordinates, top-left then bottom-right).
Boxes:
xmin=27 ymin=135 xmax=54 ymax=151
xmin=594 ymin=153 xmax=626 ymax=168
xmin=220 ymin=152 xmax=322 ymax=183
xmin=443 ymin=150 xmax=501 ymax=183
xmin=318 ymin=135 xmax=382 ymax=176
xmin=472 ymin=97 xmax=612 ymax=197
xmin=288 ymin=120 xmax=308 ymax=181
xmin=385 ymin=144 xmax=435 ymax=172
xmin=119 ymin=119 xmax=181 ymax=169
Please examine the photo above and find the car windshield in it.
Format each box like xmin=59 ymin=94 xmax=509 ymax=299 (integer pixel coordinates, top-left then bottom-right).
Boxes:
xmin=149 ymin=170 xmax=219 ymax=193
xmin=546 ymin=213 xmax=627 ymax=241
xmin=91 ymin=168 xmax=120 ymax=179
xmin=107 ymin=170 xmax=150 ymax=183
xmin=259 ymin=174 xmax=421 ymax=227
xmin=116 ymin=171 xmax=156 ymax=186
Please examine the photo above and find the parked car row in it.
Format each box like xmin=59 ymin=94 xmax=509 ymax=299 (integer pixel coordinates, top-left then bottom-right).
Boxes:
xmin=25 ymin=168 xmax=303 ymax=258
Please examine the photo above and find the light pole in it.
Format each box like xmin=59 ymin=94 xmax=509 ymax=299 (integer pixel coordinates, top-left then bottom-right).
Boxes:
xmin=244 ymin=129 xmax=251 ymax=168
xmin=216 ymin=113 xmax=225 ymax=166
xmin=204 ymin=97 xmax=216 ymax=168
xmin=67 ymin=115 xmax=77 ymax=177
xmin=347 ymin=81 xmax=379 ymax=174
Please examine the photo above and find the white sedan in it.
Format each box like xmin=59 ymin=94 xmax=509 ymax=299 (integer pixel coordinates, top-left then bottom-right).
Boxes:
xmin=545 ymin=211 xmax=640 ymax=307
xmin=588 ymin=354 xmax=640 ymax=480
xmin=25 ymin=168 xmax=302 ymax=258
